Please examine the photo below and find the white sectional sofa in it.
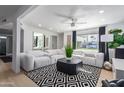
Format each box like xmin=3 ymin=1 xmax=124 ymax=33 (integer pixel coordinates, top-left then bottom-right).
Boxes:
xmin=20 ymin=49 xmax=104 ymax=71
xmin=73 ymin=50 xmax=104 ymax=68
xmin=20 ymin=49 xmax=65 ymax=71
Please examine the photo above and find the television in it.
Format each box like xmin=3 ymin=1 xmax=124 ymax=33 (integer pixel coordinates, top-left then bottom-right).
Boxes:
xmin=115 ymin=48 xmax=124 ymax=59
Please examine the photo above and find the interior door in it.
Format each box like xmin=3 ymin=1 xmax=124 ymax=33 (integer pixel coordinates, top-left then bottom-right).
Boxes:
xmin=52 ymin=36 xmax=57 ymax=49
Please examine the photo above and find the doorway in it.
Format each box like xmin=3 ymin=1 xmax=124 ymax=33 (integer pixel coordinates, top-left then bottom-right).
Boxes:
xmin=0 ymin=37 xmax=6 ymax=56
xmin=52 ymin=36 xmax=57 ymax=49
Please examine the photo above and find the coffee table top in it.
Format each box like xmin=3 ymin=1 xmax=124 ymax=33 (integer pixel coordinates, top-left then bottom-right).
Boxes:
xmin=57 ymin=58 xmax=82 ymax=64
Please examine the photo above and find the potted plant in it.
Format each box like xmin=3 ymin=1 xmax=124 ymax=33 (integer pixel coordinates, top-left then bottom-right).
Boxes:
xmin=65 ymin=45 xmax=73 ymax=60
xmin=108 ymin=29 xmax=124 ymax=60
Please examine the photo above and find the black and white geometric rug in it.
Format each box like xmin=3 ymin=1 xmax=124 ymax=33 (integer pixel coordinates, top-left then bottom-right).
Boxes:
xmin=25 ymin=64 xmax=101 ymax=87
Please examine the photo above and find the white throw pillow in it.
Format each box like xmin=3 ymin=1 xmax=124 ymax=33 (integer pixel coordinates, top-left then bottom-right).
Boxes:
xmin=45 ymin=50 xmax=58 ymax=56
xmin=84 ymin=53 xmax=95 ymax=57
xmin=73 ymin=50 xmax=84 ymax=55
xmin=57 ymin=49 xmax=65 ymax=55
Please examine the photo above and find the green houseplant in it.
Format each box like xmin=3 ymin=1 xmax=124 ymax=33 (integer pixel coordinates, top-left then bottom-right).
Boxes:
xmin=65 ymin=45 xmax=73 ymax=58
xmin=108 ymin=29 xmax=124 ymax=48
xmin=108 ymin=29 xmax=124 ymax=60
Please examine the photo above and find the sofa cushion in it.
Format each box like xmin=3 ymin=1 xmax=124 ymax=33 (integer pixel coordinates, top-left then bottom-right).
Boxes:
xmin=73 ymin=50 xmax=84 ymax=55
xmin=34 ymin=56 xmax=50 ymax=69
xmin=51 ymin=55 xmax=65 ymax=64
xmin=26 ymin=51 xmax=48 ymax=57
xmin=56 ymin=49 xmax=65 ymax=55
xmin=84 ymin=53 xmax=95 ymax=58
xmin=20 ymin=53 xmax=26 ymax=66
xmin=23 ymin=54 xmax=35 ymax=71
xmin=45 ymin=50 xmax=58 ymax=56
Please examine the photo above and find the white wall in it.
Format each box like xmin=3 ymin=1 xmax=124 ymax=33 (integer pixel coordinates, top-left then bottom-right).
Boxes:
xmin=57 ymin=33 xmax=64 ymax=49
xmin=21 ymin=25 xmax=32 ymax=52
xmin=64 ymin=31 xmax=72 ymax=47
xmin=21 ymin=24 xmax=59 ymax=52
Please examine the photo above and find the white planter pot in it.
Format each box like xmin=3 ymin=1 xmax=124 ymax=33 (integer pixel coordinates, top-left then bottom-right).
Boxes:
xmin=66 ymin=57 xmax=72 ymax=61
xmin=118 ymin=45 xmax=124 ymax=48
xmin=109 ymin=48 xmax=115 ymax=61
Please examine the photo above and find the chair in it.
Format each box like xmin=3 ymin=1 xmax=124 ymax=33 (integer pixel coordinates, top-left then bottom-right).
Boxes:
xmin=102 ymin=79 xmax=124 ymax=87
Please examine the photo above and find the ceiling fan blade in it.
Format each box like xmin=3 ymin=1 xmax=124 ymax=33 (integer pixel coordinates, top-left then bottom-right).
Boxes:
xmin=64 ymin=23 xmax=72 ymax=24
xmin=76 ymin=22 xmax=87 ymax=24
xmin=64 ymin=22 xmax=87 ymax=24
xmin=61 ymin=15 xmax=86 ymax=23
xmin=74 ymin=14 xmax=86 ymax=18
xmin=61 ymin=20 xmax=68 ymax=23
xmin=60 ymin=17 xmax=77 ymax=23
xmin=54 ymin=12 xmax=72 ymax=19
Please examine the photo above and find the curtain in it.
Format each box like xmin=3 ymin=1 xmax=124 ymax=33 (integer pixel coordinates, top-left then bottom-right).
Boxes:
xmin=99 ymin=26 xmax=108 ymax=61
xmin=72 ymin=31 xmax=76 ymax=49
xmin=44 ymin=35 xmax=45 ymax=48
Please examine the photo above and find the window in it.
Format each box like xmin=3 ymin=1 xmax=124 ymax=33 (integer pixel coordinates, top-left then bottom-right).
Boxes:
xmin=33 ymin=32 xmax=44 ymax=50
xmin=77 ymin=34 xmax=99 ymax=50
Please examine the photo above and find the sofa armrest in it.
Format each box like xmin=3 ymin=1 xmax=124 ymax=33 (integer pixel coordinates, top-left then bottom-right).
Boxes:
xmin=20 ymin=53 xmax=26 ymax=67
xmin=102 ymin=80 xmax=111 ymax=87
xmin=95 ymin=53 xmax=104 ymax=68
xmin=22 ymin=54 xmax=35 ymax=71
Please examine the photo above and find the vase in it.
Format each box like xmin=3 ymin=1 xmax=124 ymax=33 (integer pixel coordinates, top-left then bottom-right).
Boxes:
xmin=109 ymin=48 xmax=115 ymax=62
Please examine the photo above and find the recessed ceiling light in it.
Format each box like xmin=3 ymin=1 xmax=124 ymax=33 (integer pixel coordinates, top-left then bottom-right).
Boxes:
xmin=99 ymin=10 xmax=104 ymax=14
xmin=38 ymin=24 xmax=42 ymax=27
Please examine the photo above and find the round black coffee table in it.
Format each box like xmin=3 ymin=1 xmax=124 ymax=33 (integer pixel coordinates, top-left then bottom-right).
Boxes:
xmin=56 ymin=58 xmax=82 ymax=75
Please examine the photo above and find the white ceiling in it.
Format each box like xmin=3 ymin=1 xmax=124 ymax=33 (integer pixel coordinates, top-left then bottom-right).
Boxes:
xmin=0 ymin=5 xmax=22 ymax=20
xmin=21 ymin=5 xmax=124 ymax=32
xmin=0 ymin=5 xmax=22 ymax=30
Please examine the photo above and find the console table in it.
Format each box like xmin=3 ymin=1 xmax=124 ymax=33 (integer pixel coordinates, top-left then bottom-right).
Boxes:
xmin=112 ymin=58 xmax=124 ymax=79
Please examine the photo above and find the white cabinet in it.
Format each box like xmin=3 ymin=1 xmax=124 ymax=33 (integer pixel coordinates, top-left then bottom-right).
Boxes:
xmin=112 ymin=58 xmax=124 ymax=79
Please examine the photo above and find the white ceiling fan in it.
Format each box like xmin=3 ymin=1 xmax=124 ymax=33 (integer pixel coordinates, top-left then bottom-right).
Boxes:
xmin=64 ymin=17 xmax=87 ymax=27
xmin=54 ymin=12 xmax=87 ymax=27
